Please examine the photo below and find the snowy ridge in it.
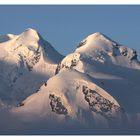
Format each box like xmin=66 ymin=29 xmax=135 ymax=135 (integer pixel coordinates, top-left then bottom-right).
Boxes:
xmin=0 ymin=34 xmax=17 ymax=43
xmin=75 ymin=32 xmax=140 ymax=69
xmin=0 ymin=30 xmax=140 ymax=132
xmin=55 ymin=33 xmax=140 ymax=79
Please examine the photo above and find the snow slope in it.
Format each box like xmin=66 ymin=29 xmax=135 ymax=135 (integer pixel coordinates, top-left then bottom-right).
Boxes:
xmin=0 ymin=28 xmax=63 ymax=105
xmin=13 ymin=69 xmax=125 ymax=127
xmin=13 ymin=32 xmax=140 ymax=128
xmin=76 ymin=32 xmax=140 ymax=68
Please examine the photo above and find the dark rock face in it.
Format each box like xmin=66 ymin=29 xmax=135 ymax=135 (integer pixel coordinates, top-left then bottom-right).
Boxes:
xmin=77 ymin=39 xmax=87 ymax=48
xmin=129 ymin=49 xmax=137 ymax=60
xmin=55 ymin=63 xmax=61 ymax=75
xmin=119 ymin=47 xmax=127 ymax=56
xmin=49 ymin=94 xmax=68 ymax=115
xmin=44 ymin=82 xmax=47 ymax=87
xmin=55 ymin=54 xmax=80 ymax=75
xmin=55 ymin=59 xmax=78 ymax=75
xmin=82 ymin=85 xmax=124 ymax=119
xmin=70 ymin=59 xmax=78 ymax=68
xmin=26 ymin=51 xmax=41 ymax=71
xmin=17 ymin=102 xmax=24 ymax=107
xmin=119 ymin=47 xmax=137 ymax=61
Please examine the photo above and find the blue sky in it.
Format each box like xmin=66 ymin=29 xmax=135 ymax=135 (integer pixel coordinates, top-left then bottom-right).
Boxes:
xmin=0 ymin=5 xmax=140 ymax=57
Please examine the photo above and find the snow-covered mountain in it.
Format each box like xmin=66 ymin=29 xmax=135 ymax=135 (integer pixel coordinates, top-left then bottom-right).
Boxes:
xmin=11 ymin=32 xmax=140 ymax=129
xmin=13 ymin=69 xmax=125 ymax=126
xmin=0 ymin=30 xmax=140 ymax=133
xmin=54 ymin=32 xmax=140 ymax=115
xmin=56 ymin=32 xmax=140 ymax=75
xmin=0 ymin=28 xmax=63 ymax=105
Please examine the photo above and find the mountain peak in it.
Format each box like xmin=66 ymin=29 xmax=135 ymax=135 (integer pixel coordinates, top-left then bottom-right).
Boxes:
xmin=19 ymin=28 xmax=40 ymax=40
xmin=87 ymin=32 xmax=118 ymax=46
xmin=76 ymin=32 xmax=119 ymax=55
xmin=74 ymin=32 xmax=140 ymax=69
xmin=90 ymin=32 xmax=104 ymax=37
xmin=25 ymin=28 xmax=37 ymax=32
xmin=24 ymin=28 xmax=39 ymax=35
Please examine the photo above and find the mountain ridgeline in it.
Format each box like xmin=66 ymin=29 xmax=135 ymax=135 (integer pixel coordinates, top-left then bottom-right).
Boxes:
xmin=0 ymin=29 xmax=140 ymax=132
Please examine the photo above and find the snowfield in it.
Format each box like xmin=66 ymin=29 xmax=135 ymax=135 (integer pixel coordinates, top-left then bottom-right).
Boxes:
xmin=0 ymin=29 xmax=140 ymax=134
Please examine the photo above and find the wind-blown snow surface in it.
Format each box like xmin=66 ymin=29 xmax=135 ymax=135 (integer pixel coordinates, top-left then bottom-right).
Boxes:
xmin=1 ymin=31 xmax=140 ymax=134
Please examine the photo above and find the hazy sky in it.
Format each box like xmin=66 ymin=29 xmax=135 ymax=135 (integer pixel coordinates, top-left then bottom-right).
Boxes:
xmin=0 ymin=5 xmax=140 ymax=57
